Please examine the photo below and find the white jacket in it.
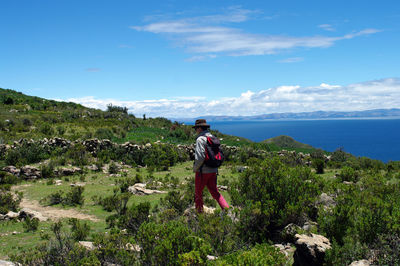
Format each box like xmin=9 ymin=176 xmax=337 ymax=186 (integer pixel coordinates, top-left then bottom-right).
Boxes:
xmin=193 ymin=130 xmax=218 ymax=173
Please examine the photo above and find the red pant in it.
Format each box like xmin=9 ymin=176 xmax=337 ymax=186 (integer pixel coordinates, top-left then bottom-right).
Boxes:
xmin=195 ymin=172 xmax=229 ymax=213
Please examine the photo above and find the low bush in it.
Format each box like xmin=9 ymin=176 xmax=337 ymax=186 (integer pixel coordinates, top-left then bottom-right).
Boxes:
xmin=229 ymin=157 xmax=320 ymax=242
xmin=137 ymin=220 xmax=211 ymax=265
xmin=42 ymin=186 xmax=84 ymax=206
xmin=68 ymin=218 xmax=90 ymax=241
xmin=23 ymin=216 xmax=40 ymax=232
xmin=213 ymin=243 xmax=286 ymax=265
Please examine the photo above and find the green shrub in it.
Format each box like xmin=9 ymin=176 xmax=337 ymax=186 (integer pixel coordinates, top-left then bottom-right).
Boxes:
xmin=40 ymin=161 xmax=55 ymax=179
xmin=39 ymin=122 xmax=54 ymax=136
xmin=0 ymin=188 xmax=22 ymax=214
xmin=370 ymin=233 xmax=400 ymax=265
xmin=197 ymin=211 xmax=241 ymax=256
xmin=5 ymin=141 xmax=49 ymax=166
xmin=159 ymin=190 xmax=191 ymax=215
xmin=0 ymin=171 xmax=20 ymax=185
xmin=68 ymin=218 xmax=90 ymax=241
xmin=56 ymin=125 xmax=65 ymax=135
xmin=230 ymin=157 xmax=320 ymax=242
xmin=66 ymin=143 xmax=90 ymax=166
xmin=213 ymin=243 xmax=286 ymax=266
xmin=65 ymin=186 xmax=85 ymax=206
xmin=23 ymin=216 xmax=40 ymax=232
xmin=312 ymin=158 xmax=325 ymax=174
xmin=338 ymin=166 xmax=359 ymax=182
xmin=137 ymin=220 xmax=211 ymax=265
xmin=42 ymin=186 xmax=84 ymax=206
xmin=112 ymin=201 xmax=151 ymax=234
xmin=108 ymin=161 xmax=119 ymax=174
xmin=324 ymin=236 xmax=368 ymax=266
xmin=95 ymin=127 xmax=114 ymax=140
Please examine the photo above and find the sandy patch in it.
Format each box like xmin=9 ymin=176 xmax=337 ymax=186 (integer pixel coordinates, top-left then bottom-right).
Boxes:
xmin=19 ymin=198 xmax=100 ymax=222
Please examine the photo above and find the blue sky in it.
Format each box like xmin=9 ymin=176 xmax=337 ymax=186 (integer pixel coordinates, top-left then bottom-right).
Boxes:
xmin=1 ymin=0 xmax=399 ymax=117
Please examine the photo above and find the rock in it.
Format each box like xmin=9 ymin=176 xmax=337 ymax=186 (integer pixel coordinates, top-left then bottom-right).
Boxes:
xmin=207 ymin=255 xmax=217 ymax=261
xmin=315 ymin=193 xmax=336 ymax=211
xmin=2 ymin=166 xmax=20 ymax=176
xmin=125 ymin=243 xmax=141 ymax=252
xmin=183 ymin=206 xmax=216 ymax=216
xmin=294 ymin=233 xmax=331 ymax=266
xmin=55 ymin=179 xmax=63 ymax=186
xmin=12 ymin=231 xmax=18 ymax=235
xmin=274 ymin=243 xmax=295 ymax=257
xmin=70 ymin=182 xmax=85 ymax=187
xmin=79 ymin=241 xmax=95 ymax=250
xmin=57 ymin=167 xmax=82 ymax=176
xmin=0 ymin=260 xmax=16 ymax=265
xmin=302 ymin=221 xmax=318 ymax=232
xmin=217 ymin=185 xmax=228 ymax=191
xmin=236 ymin=166 xmax=248 ymax=173
xmin=86 ymin=164 xmax=99 ymax=171
xmin=19 ymin=208 xmax=48 ymax=221
xmin=349 ymin=260 xmax=371 ymax=266
xmin=128 ymin=183 xmax=167 ymax=195
xmin=6 ymin=211 xmax=19 ymax=220
xmin=281 ymin=223 xmax=301 ymax=242
xmin=343 ymin=181 xmax=354 ymax=185
xmin=20 ymin=165 xmax=41 ymax=179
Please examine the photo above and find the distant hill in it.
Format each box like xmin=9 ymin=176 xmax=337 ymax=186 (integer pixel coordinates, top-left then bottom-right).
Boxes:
xmin=263 ymin=135 xmax=314 ymax=151
xmin=188 ymin=109 xmax=400 ymax=122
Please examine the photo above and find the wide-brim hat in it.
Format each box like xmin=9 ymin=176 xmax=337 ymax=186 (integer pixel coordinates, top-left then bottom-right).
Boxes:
xmin=192 ymin=119 xmax=210 ymax=128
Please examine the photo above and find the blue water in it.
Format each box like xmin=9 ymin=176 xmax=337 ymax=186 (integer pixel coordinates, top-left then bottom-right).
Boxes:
xmin=209 ymin=119 xmax=400 ymax=162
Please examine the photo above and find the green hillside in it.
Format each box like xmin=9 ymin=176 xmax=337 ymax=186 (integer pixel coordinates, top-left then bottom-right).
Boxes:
xmin=263 ymin=135 xmax=315 ymax=152
xmin=0 ymin=87 xmax=292 ymax=151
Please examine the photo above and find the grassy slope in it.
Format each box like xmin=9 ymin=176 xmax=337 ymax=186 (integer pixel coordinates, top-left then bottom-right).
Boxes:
xmin=0 ymin=161 xmax=237 ymax=259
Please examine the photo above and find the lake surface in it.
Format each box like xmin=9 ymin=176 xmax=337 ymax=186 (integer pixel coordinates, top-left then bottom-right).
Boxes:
xmin=208 ymin=119 xmax=400 ymax=162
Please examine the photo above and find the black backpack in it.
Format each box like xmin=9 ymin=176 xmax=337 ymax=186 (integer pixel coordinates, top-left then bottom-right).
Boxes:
xmin=204 ymin=135 xmax=224 ymax=167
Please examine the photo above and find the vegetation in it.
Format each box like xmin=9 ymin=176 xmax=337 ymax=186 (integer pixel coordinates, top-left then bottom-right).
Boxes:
xmin=0 ymin=88 xmax=399 ymax=265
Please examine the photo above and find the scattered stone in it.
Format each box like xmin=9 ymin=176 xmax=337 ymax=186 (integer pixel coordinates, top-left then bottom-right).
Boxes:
xmin=315 ymin=193 xmax=336 ymax=211
xmin=217 ymin=185 xmax=228 ymax=191
xmin=0 ymin=260 xmax=16 ymax=266
xmin=55 ymin=179 xmax=63 ymax=186
xmin=125 ymin=243 xmax=141 ymax=252
xmin=274 ymin=243 xmax=295 ymax=257
xmin=70 ymin=182 xmax=85 ymax=187
xmin=12 ymin=231 xmax=19 ymax=235
xmin=237 ymin=166 xmax=248 ymax=173
xmin=294 ymin=233 xmax=331 ymax=266
xmin=302 ymin=221 xmax=318 ymax=232
xmin=128 ymin=183 xmax=167 ymax=195
xmin=2 ymin=166 xmax=20 ymax=176
xmin=57 ymin=167 xmax=82 ymax=176
xmin=6 ymin=211 xmax=19 ymax=220
xmin=20 ymin=165 xmax=41 ymax=179
xmin=19 ymin=208 xmax=48 ymax=221
xmin=79 ymin=241 xmax=95 ymax=251
xmin=281 ymin=223 xmax=302 ymax=242
xmin=86 ymin=164 xmax=99 ymax=171
xmin=349 ymin=260 xmax=371 ymax=266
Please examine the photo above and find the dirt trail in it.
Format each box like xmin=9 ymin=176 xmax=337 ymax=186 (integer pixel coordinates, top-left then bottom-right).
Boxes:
xmin=19 ymin=198 xmax=100 ymax=222
xmin=12 ymin=185 xmax=100 ymax=222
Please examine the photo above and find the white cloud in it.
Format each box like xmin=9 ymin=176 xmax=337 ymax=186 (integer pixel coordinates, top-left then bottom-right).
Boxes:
xmin=85 ymin=68 xmax=101 ymax=72
xmin=131 ymin=9 xmax=380 ymax=57
xmin=64 ymin=78 xmax=400 ymax=118
xmin=318 ymin=24 xmax=335 ymax=31
xmin=185 ymin=54 xmax=217 ymax=62
xmin=278 ymin=57 xmax=304 ymax=63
